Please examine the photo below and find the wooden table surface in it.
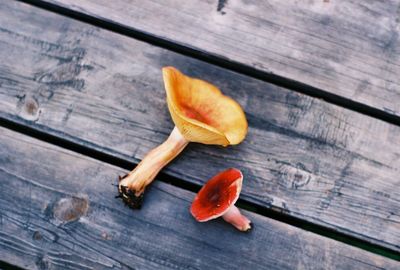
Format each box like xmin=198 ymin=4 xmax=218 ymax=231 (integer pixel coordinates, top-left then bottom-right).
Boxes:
xmin=0 ymin=0 xmax=399 ymax=269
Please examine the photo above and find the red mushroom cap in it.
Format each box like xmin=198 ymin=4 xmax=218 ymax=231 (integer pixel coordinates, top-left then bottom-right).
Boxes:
xmin=191 ymin=168 xmax=243 ymax=222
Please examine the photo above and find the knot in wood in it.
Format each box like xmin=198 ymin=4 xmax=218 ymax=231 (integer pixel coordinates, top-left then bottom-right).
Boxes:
xmin=17 ymin=95 xmax=41 ymax=121
xmin=279 ymin=163 xmax=312 ymax=189
xmin=53 ymin=196 xmax=89 ymax=223
xmin=32 ymin=231 xmax=43 ymax=241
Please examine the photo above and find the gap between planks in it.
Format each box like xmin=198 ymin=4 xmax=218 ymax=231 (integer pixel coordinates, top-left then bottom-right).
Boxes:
xmin=0 ymin=261 xmax=24 ymax=270
xmin=16 ymin=0 xmax=400 ymax=128
xmin=1 ymin=117 xmax=399 ymax=262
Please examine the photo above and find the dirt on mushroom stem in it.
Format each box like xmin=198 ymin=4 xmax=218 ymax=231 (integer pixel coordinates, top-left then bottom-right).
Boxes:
xmin=117 ymin=180 xmax=145 ymax=209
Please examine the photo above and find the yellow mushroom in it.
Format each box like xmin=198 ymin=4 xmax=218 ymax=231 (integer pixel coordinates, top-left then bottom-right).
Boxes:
xmin=118 ymin=67 xmax=248 ymax=208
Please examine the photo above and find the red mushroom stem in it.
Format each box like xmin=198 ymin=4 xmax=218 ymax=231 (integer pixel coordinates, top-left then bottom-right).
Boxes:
xmin=118 ymin=127 xmax=188 ymax=208
xmin=222 ymin=205 xmax=252 ymax=232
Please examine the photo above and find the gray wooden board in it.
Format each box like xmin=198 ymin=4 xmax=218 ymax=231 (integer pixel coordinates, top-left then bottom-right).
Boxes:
xmin=35 ymin=0 xmax=400 ymax=117
xmin=1 ymin=127 xmax=399 ymax=269
xmin=1 ymin=1 xmax=400 ymax=252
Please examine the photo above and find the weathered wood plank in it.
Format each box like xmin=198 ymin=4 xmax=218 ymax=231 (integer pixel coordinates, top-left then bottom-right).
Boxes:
xmin=32 ymin=0 xmax=400 ymax=117
xmin=1 ymin=1 xmax=400 ymax=252
xmin=0 ymin=127 xmax=398 ymax=269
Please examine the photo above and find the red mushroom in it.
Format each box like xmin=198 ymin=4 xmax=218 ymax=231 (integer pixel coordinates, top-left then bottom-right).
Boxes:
xmin=190 ymin=168 xmax=252 ymax=232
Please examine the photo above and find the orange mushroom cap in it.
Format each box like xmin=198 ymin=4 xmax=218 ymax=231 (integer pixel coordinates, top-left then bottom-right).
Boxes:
xmin=163 ymin=67 xmax=248 ymax=146
xmin=191 ymin=168 xmax=243 ymax=222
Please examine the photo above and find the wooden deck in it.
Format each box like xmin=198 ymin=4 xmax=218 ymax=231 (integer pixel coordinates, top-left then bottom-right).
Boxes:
xmin=0 ymin=0 xmax=399 ymax=269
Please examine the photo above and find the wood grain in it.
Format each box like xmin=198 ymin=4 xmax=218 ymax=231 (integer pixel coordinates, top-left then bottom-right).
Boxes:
xmin=0 ymin=126 xmax=398 ymax=269
xmin=1 ymin=1 xmax=400 ymax=252
xmin=33 ymin=0 xmax=400 ymax=117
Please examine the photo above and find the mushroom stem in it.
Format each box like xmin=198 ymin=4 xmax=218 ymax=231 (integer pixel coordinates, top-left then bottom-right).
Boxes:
xmin=118 ymin=126 xmax=189 ymax=208
xmin=222 ymin=206 xmax=252 ymax=232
